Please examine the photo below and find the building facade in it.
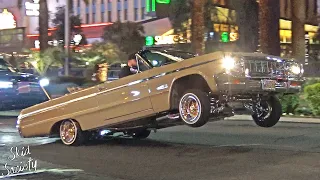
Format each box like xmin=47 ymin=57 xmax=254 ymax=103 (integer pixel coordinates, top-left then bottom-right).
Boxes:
xmin=72 ymin=0 xmax=151 ymax=24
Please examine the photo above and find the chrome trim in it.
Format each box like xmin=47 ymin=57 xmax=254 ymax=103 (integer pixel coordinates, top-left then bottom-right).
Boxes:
xmin=20 ymin=58 xmax=219 ymax=120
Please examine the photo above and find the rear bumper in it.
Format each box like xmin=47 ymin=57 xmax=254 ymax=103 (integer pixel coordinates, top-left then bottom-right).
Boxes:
xmin=215 ymin=75 xmax=303 ymax=94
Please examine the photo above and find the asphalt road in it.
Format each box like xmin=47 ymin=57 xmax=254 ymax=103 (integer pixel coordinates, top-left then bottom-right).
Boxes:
xmin=1 ymin=117 xmax=320 ymax=180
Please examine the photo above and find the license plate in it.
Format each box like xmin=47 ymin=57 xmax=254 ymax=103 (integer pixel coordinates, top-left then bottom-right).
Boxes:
xmin=262 ymin=80 xmax=276 ymax=90
xmin=18 ymin=82 xmax=40 ymax=93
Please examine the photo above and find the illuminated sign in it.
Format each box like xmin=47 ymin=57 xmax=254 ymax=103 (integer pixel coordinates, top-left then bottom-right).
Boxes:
xmin=145 ymin=36 xmax=154 ymax=46
xmin=305 ymin=33 xmax=310 ymax=65
xmin=221 ymin=32 xmax=229 ymax=42
xmin=146 ymin=0 xmax=171 ymax=12
xmin=34 ymin=34 xmax=83 ymax=48
xmin=145 ymin=34 xmax=189 ymax=46
xmin=220 ymin=32 xmax=239 ymax=43
xmin=229 ymin=32 xmax=239 ymax=42
xmin=0 ymin=9 xmax=16 ymax=30
xmin=25 ymin=0 xmax=40 ymax=16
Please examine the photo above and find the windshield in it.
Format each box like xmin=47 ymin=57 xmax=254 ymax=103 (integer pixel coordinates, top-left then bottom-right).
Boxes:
xmin=0 ymin=58 xmax=15 ymax=72
xmin=140 ymin=50 xmax=196 ymax=67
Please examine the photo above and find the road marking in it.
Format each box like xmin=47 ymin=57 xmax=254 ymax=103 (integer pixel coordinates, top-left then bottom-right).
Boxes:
xmin=0 ymin=168 xmax=83 ymax=179
xmin=0 ymin=171 xmax=43 ymax=179
xmin=214 ymin=144 xmax=262 ymax=147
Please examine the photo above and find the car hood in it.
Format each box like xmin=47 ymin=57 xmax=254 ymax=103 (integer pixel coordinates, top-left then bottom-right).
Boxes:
xmin=0 ymin=70 xmax=39 ymax=82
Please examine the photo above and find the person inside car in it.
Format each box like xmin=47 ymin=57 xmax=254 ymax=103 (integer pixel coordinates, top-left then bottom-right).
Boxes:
xmin=119 ymin=53 xmax=138 ymax=78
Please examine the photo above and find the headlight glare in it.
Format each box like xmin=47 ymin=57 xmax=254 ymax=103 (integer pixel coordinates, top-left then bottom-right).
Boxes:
xmin=291 ymin=65 xmax=301 ymax=75
xmin=39 ymin=78 xmax=50 ymax=87
xmin=222 ymin=56 xmax=235 ymax=70
xmin=0 ymin=81 xmax=13 ymax=88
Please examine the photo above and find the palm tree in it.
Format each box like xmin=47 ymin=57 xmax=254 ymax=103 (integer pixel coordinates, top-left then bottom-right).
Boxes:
xmin=291 ymin=0 xmax=306 ymax=63
xmin=39 ymin=0 xmax=49 ymax=52
xmin=259 ymin=0 xmax=281 ymax=56
xmin=28 ymin=47 xmax=63 ymax=76
xmin=18 ymin=0 xmax=89 ymax=53
xmin=230 ymin=0 xmax=259 ymax=52
xmin=191 ymin=0 xmax=206 ymax=55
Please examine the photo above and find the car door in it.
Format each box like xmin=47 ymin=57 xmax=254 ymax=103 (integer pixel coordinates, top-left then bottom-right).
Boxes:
xmin=95 ymin=56 xmax=154 ymax=126
xmin=141 ymin=51 xmax=177 ymax=113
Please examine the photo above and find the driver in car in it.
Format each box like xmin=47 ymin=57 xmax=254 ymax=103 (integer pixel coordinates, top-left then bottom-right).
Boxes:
xmin=119 ymin=53 xmax=138 ymax=78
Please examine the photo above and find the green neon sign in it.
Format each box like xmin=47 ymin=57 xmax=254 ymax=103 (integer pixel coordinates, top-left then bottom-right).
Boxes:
xmin=221 ymin=32 xmax=229 ymax=43
xmin=145 ymin=36 xmax=154 ymax=46
xmin=146 ymin=0 xmax=171 ymax=12
xmin=157 ymin=0 xmax=171 ymax=4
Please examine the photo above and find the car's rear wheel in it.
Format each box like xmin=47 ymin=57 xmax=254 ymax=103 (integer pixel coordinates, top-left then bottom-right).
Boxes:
xmin=131 ymin=129 xmax=151 ymax=139
xmin=59 ymin=119 xmax=87 ymax=146
xmin=252 ymin=95 xmax=282 ymax=128
xmin=179 ymin=89 xmax=210 ymax=127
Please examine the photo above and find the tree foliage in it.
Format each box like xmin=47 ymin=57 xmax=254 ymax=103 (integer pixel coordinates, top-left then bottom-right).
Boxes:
xmin=52 ymin=6 xmax=87 ymax=45
xmin=168 ymin=0 xmax=260 ymax=53
xmin=79 ymin=43 xmax=123 ymax=66
xmin=167 ymin=0 xmax=192 ymax=34
xmin=28 ymin=48 xmax=63 ymax=76
xmin=102 ymin=21 xmax=145 ymax=57
xmin=305 ymin=83 xmax=320 ymax=116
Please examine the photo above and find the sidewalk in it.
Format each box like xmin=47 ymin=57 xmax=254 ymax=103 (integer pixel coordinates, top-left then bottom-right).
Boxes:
xmin=226 ymin=115 xmax=320 ymax=124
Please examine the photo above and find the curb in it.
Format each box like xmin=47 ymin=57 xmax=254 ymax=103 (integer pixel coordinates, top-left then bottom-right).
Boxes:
xmin=226 ymin=115 xmax=320 ymax=124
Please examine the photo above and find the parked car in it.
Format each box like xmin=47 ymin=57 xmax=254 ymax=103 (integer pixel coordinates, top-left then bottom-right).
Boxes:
xmin=17 ymin=50 xmax=304 ymax=146
xmin=0 ymin=58 xmax=49 ymax=110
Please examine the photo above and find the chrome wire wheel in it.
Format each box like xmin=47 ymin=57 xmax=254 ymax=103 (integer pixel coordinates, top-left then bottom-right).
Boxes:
xmin=179 ymin=93 xmax=202 ymax=124
xmin=60 ymin=120 xmax=77 ymax=145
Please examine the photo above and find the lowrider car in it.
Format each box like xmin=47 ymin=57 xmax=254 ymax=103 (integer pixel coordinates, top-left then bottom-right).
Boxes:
xmin=17 ymin=50 xmax=304 ymax=146
xmin=0 ymin=58 xmax=50 ymax=110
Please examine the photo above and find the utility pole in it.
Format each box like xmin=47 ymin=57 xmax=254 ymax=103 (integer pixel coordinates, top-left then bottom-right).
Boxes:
xmin=64 ymin=0 xmax=70 ymax=76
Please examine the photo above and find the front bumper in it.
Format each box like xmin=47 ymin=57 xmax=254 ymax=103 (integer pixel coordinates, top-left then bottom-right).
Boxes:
xmin=215 ymin=74 xmax=303 ymax=94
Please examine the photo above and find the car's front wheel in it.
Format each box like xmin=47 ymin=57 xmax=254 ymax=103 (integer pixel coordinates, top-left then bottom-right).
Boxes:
xmin=252 ymin=95 xmax=282 ymax=128
xmin=179 ymin=89 xmax=210 ymax=127
xmin=59 ymin=119 xmax=88 ymax=146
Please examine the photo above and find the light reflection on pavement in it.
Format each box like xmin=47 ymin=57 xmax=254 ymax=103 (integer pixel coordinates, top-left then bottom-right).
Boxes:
xmin=0 ymin=118 xmax=58 ymax=147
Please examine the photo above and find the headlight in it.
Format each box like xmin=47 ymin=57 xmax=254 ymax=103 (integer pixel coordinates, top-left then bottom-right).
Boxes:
xmin=290 ymin=65 xmax=301 ymax=75
xmin=39 ymin=78 xmax=50 ymax=87
xmin=0 ymin=81 xmax=13 ymax=88
xmin=222 ymin=56 xmax=235 ymax=70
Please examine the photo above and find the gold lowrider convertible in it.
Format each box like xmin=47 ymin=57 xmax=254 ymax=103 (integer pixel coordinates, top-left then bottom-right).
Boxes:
xmin=17 ymin=50 xmax=304 ymax=146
